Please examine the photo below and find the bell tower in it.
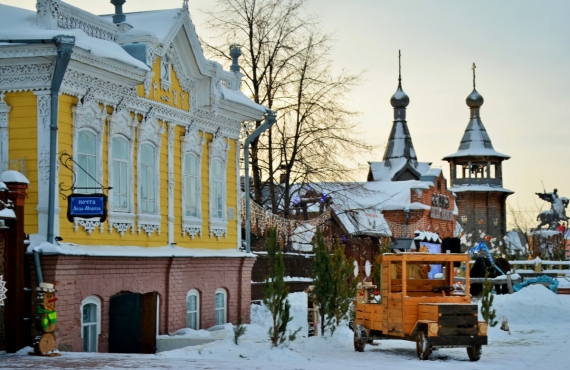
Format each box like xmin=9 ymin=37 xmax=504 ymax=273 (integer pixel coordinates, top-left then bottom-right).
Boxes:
xmin=443 ymin=64 xmax=513 ymax=244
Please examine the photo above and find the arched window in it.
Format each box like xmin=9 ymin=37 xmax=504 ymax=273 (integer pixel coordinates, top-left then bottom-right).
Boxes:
xmin=214 ymin=288 xmax=227 ymax=325
xmin=140 ymin=143 xmax=156 ymax=213
xmin=81 ymin=296 xmax=101 ymax=352
xmin=186 ymin=289 xmax=200 ymax=330
xmin=183 ymin=153 xmax=199 ymax=218
xmin=111 ymin=136 xmax=130 ymax=211
xmin=77 ymin=130 xmax=98 ymax=193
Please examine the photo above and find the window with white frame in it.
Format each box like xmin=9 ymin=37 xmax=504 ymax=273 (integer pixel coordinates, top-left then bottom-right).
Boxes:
xmin=0 ymin=94 xmax=10 ymax=173
xmin=181 ymin=127 xmax=205 ymax=238
xmin=186 ymin=289 xmax=200 ymax=330
xmin=111 ymin=136 xmax=130 ymax=211
xmin=76 ymin=130 xmax=99 ymax=193
xmin=208 ymin=135 xmax=229 ymax=239
xmin=140 ymin=143 xmax=157 ymax=214
xmin=136 ymin=118 xmax=163 ymax=236
xmin=214 ymin=288 xmax=227 ymax=325
xmin=211 ymin=159 xmax=224 ymax=220
xmin=183 ymin=153 xmax=199 ymax=217
xmin=81 ymin=296 xmax=101 ymax=352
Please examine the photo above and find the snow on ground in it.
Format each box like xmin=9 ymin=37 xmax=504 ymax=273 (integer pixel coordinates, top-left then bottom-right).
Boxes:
xmin=2 ymin=283 xmax=570 ymax=370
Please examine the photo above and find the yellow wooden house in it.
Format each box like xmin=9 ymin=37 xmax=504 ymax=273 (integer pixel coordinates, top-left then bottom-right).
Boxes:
xmin=0 ymin=0 xmax=267 ymax=353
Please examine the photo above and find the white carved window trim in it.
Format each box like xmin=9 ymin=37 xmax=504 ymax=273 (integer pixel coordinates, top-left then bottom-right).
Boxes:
xmin=161 ymin=54 xmax=172 ymax=91
xmin=81 ymin=295 xmax=101 ymax=353
xmin=0 ymin=93 xmax=11 ymax=173
xmin=137 ymin=118 xmax=163 ymax=236
xmin=186 ymin=289 xmax=200 ymax=330
xmin=110 ymin=136 xmax=130 ymax=212
xmin=72 ymin=100 xmax=105 ymax=234
xmin=181 ymin=127 xmax=205 ymax=239
xmin=208 ymin=134 xmax=230 ymax=239
xmin=214 ymin=288 xmax=227 ymax=325
xmin=107 ymin=109 xmax=136 ymax=236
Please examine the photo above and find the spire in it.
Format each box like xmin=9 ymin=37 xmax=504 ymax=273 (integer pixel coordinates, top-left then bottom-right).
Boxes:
xmin=383 ymin=50 xmax=418 ymax=167
xmin=443 ymin=64 xmax=509 ymax=160
xmin=390 ymin=50 xmax=410 ymax=110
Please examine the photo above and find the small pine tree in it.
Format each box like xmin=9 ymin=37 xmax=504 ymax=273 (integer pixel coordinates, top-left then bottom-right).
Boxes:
xmin=329 ymin=241 xmax=357 ymax=335
xmin=481 ymin=271 xmax=498 ymax=327
xmin=263 ymin=228 xmax=299 ymax=346
xmin=233 ymin=317 xmax=247 ymax=345
xmin=312 ymin=229 xmax=334 ymax=336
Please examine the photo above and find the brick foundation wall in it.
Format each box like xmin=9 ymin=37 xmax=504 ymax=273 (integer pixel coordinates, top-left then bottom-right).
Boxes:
xmin=27 ymin=254 xmax=255 ymax=353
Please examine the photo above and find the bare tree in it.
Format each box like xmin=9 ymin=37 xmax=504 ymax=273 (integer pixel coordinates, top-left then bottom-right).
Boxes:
xmin=201 ymin=0 xmax=374 ymax=216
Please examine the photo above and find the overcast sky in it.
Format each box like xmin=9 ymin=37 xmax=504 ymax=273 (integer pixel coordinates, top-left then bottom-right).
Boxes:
xmin=3 ymin=0 xmax=570 ymax=226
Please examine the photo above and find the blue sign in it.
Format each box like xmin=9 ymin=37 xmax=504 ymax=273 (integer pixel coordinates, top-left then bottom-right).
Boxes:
xmin=67 ymin=193 xmax=108 ymax=222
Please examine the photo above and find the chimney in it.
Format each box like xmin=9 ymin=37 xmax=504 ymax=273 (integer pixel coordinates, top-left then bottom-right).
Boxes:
xmin=111 ymin=0 xmax=126 ymax=24
xmin=229 ymin=44 xmax=242 ymax=73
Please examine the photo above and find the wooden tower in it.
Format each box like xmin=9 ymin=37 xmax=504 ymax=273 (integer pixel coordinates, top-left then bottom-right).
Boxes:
xmin=442 ymin=64 xmax=513 ymax=246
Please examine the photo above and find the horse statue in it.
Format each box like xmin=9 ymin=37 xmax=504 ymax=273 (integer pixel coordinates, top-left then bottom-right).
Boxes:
xmin=535 ymin=189 xmax=569 ymax=230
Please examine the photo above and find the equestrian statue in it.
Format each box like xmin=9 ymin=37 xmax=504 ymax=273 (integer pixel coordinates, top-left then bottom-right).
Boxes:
xmin=535 ymin=188 xmax=569 ymax=230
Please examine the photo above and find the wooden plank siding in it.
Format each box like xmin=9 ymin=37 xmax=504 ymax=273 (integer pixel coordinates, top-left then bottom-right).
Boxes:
xmin=5 ymin=91 xmax=39 ymax=233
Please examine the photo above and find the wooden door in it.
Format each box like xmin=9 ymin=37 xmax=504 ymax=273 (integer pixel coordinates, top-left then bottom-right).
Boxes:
xmin=140 ymin=292 xmax=157 ymax=354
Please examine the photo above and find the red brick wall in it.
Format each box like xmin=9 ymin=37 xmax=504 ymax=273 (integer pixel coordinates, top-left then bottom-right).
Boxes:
xmin=382 ymin=174 xmax=456 ymax=239
xmin=28 ymin=255 xmax=255 ymax=352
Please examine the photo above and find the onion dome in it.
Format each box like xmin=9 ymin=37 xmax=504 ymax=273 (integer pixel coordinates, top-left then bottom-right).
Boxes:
xmin=390 ymin=83 xmax=410 ymax=108
xmin=466 ymin=63 xmax=483 ymax=108
xmin=466 ymin=88 xmax=484 ymax=108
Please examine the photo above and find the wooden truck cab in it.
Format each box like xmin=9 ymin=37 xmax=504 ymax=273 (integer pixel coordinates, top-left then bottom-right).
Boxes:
xmin=353 ymin=253 xmax=487 ymax=361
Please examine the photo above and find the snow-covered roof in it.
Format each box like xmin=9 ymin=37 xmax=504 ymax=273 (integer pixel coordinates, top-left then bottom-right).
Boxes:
xmin=100 ymin=9 xmax=180 ymax=42
xmin=335 ymin=209 xmax=392 ymax=237
xmin=221 ymin=87 xmax=267 ymax=113
xmin=369 ymin=158 xmax=432 ymax=182
xmin=451 ymin=184 xmax=514 ymax=194
xmin=443 ymin=103 xmax=509 ymax=160
xmin=0 ymin=4 xmax=149 ymax=71
xmin=383 ymin=120 xmax=417 ymax=161
xmin=313 ymin=180 xmax=432 ymax=212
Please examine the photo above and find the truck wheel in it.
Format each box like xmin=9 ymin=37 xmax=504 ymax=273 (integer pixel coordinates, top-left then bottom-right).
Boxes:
xmin=354 ymin=325 xmax=366 ymax=352
xmin=467 ymin=345 xmax=482 ymax=361
xmin=416 ymin=331 xmax=432 ymax=360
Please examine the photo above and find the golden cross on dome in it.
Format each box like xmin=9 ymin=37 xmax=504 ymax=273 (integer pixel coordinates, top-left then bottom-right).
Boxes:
xmin=472 ymin=63 xmax=477 ymax=89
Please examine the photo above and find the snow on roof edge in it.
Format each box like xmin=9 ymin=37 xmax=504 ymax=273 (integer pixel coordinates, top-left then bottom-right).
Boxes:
xmin=26 ymin=234 xmax=255 ymax=258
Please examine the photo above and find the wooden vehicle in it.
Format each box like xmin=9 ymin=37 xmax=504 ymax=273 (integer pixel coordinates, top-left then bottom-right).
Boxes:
xmin=353 ymin=253 xmax=487 ymax=361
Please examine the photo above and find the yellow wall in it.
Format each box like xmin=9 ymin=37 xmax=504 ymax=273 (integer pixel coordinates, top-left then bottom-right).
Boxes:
xmin=9 ymin=57 xmax=238 ymax=250
xmin=137 ymin=57 xmax=190 ymax=111
xmin=5 ymin=91 xmax=39 ymax=233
